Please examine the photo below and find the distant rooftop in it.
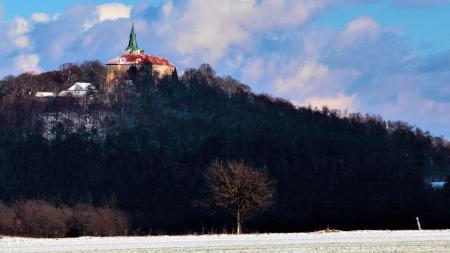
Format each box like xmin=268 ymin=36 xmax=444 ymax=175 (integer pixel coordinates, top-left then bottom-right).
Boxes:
xmin=106 ymin=54 xmax=174 ymax=67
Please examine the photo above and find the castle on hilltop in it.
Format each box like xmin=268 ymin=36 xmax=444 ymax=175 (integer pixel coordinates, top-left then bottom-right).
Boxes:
xmin=105 ymin=25 xmax=176 ymax=91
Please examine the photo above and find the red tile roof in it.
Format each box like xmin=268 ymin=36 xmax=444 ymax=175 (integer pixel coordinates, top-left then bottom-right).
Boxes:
xmin=107 ymin=54 xmax=175 ymax=67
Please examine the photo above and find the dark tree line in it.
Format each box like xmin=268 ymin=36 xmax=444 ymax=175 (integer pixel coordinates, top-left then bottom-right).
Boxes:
xmin=0 ymin=62 xmax=449 ymax=235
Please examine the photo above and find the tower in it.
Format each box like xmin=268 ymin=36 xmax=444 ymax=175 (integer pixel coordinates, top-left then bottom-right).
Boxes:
xmin=125 ymin=24 xmax=143 ymax=55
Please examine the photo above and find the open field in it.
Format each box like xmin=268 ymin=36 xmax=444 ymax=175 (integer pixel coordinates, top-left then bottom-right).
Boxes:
xmin=1 ymin=230 xmax=450 ymax=253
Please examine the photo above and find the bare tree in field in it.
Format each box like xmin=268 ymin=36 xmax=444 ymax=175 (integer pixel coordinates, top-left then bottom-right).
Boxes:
xmin=206 ymin=161 xmax=273 ymax=234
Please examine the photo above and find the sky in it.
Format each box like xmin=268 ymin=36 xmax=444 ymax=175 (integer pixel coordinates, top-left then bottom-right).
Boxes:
xmin=1 ymin=0 xmax=450 ymax=138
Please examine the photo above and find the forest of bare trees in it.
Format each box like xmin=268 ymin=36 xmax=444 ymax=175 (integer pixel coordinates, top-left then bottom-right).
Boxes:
xmin=0 ymin=62 xmax=449 ymax=236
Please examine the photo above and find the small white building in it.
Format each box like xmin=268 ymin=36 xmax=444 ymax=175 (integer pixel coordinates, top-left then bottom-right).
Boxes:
xmin=430 ymin=181 xmax=447 ymax=190
xmin=58 ymin=82 xmax=97 ymax=98
xmin=35 ymin=92 xmax=56 ymax=98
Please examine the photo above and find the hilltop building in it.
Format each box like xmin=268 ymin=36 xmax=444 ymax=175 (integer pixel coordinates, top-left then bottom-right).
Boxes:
xmin=106 ymin=25 xmax=175 ymax=91
xmin=58 ymin=82 xmax=97 ymax=98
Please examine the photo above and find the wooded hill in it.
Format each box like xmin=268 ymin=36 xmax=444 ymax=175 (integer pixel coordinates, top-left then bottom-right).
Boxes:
xmin=0 ymin=62 xmax=449 ymax=235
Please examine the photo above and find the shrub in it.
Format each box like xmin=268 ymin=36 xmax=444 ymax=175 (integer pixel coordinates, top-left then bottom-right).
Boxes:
xmin=0 ymin=202 xmax=16 ymax=235
xmin=0 ymin=200 xmax=129 ymax=238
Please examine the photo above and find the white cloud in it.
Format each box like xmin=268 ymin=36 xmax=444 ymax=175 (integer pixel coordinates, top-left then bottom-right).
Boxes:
xmin=97 ymin=3 xmax=132 ymax=22
xmin=373 ymin=91 xmax=450 ymax=137
xmin=9 ymin=17 xmax=31 ymax=49
xmin=31 ymin=13 xmax=51 ymax=23
xmin=161 ymin=1 xmax=174 ymax=18
xmin=167 ymin=0 xmax=251 ymax=61
xmin=84 ymin=3 xmax=132 ymax=30
xmin=12 ymin=17 xmax=31 ymax=34
xmin=379 ymin=92 xmax=450 ymax=122
xmin=244 ymin=0 xmax=329 ymax=31
xmin=344 ymin=17 xmax=380 ymax=37
xmin=242 ymin=58 xmax=264 ymax=81
xmin=157 ymin=0 xmax=331 ymax=63
xmin=14 ymin=54 xmax=40 ymax=73
xmin=304 ymin=94 xmax=357 ymax=111
xmin=13 ymin=36 xmax=29 ymax=49
xmin=277 ymin=62 xmax=329 ymax=94
xmin=340 ymin=17 xmax=381 ymax=46
xmin=272 ymin=59 xmax=359 ymax=110
xmin=224 ymin=52 xmax=245 ymax=71
xmin=275 ymin=61 xmax=330 ymax=95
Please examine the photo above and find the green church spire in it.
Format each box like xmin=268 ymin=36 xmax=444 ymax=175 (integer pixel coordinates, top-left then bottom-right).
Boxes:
xmin=126 ymin=24 xmax=141 ymax=54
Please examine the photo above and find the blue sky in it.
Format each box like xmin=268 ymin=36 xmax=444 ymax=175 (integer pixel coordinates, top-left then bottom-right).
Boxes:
xmin=315 ymin=1 xmax=450 ymax=56
xmin=1 ymin=0 xmax=143 ymax=19
xmin=1 ymin=0 xmax=450 ymax=138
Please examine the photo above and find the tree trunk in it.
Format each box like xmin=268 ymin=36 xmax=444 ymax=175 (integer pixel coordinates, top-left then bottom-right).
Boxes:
xmin=236 ymin=210 xmax=241 ymax=234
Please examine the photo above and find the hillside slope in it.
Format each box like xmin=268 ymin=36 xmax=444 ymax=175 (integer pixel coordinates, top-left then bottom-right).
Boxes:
xmin=0 ymin=62 xmax=449 ymax=233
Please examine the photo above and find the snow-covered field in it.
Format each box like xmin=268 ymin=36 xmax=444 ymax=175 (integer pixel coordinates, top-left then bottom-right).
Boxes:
xmin=1 ymin=230 xmax=450 ymax=253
